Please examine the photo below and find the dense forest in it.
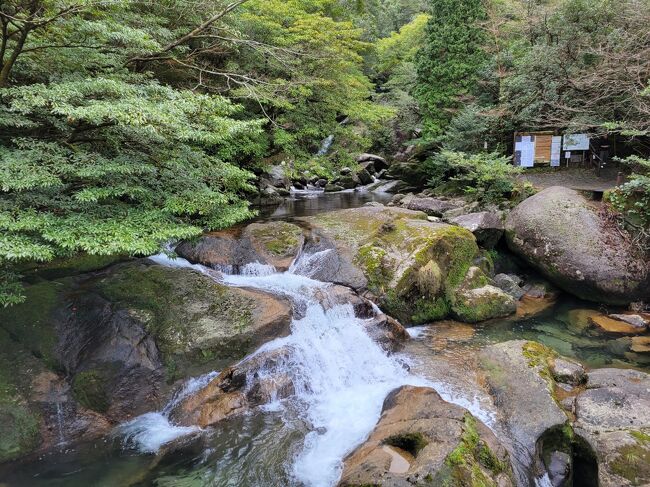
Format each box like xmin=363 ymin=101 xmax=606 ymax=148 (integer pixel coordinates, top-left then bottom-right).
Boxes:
xmin=1 ymin=0 xmax=649 ymax=305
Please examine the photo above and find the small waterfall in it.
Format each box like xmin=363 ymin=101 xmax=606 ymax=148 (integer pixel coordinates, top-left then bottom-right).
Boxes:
xmin=132 ymin=252 xmax=497 ymax=486
xmin=55 ymin=402 xmax=66 ymax=447
xmin=116 ymin=371 xmax=217 ymax=454
xmin=316 ymin=134 xmax=334 ymax=156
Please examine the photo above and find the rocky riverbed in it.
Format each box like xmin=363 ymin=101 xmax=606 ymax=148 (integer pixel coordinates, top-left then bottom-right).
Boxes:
xmin=0 ymin=189 xmax=649 ymax=487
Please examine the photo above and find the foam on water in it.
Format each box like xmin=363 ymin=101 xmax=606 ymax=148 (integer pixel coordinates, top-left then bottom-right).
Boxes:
xmin=137 ymin=251 xmax=498 ymax=486
xmin=115 ymin=371 xmax=217 ymax=454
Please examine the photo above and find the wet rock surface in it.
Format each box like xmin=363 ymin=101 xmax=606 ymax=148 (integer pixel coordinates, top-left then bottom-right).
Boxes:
xmin=339 ymin=386 xmax=513 ymax=487
xmin=478 ymin=341 xmax=569 ymax=474
xmin=0 ymin=260 xmax=293 ymax=459
xmin=574 ymin=368 xmax=650 ymax=486
xmin=505 ymin=186 xmax=650 ymax=305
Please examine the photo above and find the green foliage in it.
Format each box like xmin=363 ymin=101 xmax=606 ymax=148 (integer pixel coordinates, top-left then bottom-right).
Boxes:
xmin=609 ymin=156 xmax=650 ymax=230
xmin=414 ymin=0 xmax=487 ymax=137
xmin=423 ymin=150 xmax=524 ymax=205
xmin=0 ymin=1 xmax=263 ymax=305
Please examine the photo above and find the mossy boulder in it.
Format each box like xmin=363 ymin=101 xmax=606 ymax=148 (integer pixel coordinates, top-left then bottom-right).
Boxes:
xmin=302 ymin=206 xmax=487 ymax=324
xmin=453 ymin=285 xmax=517 ymax=323
xmin=505 ymin=186 xmax=650 ymax=305
xmin=97 ymin=261 xmax=292 ymax=374
xmin=338 ymin=386 xmax=514 ymax=487
xmin=177 ymin=221 xmax=303 ymax=272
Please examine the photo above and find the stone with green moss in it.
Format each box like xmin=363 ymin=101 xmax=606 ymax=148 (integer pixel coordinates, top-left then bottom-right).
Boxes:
xmin=0 ymin=279 xmax=65 ymax=370
xmin=72 ymin=370 xmax=110 ymax=413
xmin=243 ymin=221 xmax=304 ymax=270
xmin=339 ymin=386 xmax=513 ymax=487
xmin=98 ymin=262 xmax=292 ymax=378
xmin=303 ymin=206 xmax=482 ymax=324
xmin=0 ymin=328 xmax=45 ymax=463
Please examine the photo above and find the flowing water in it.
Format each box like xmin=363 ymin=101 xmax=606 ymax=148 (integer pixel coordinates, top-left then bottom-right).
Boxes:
xmin=2 ymin=191 xmax=646 ymax=486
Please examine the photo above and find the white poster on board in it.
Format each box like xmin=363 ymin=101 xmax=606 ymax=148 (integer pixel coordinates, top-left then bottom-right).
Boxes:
xmin=563 ymin=134 xmax=590 ymax=151
xmin=516 ymin=136 xmax=535 ymax=167
xmin=551 ymin=136 xmax=562 ymax=167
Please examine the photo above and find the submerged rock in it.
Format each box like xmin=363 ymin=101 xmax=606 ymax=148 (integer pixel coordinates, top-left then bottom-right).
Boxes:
xmin=589 ymin=314 xmax=647 ymax=335
xmin=338 ymin=386 xmax=513 ymax=487
xmin=505 ymin=186 xmax=650 ymax=305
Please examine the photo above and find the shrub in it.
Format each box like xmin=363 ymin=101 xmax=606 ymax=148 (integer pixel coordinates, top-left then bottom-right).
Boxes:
xmin=609 ymin=155 xmax=650 ymax=231
xmin=422 ymin=150 xmax=526 ymax=205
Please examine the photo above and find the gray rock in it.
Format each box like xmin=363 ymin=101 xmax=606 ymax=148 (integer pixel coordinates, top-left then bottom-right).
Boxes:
xmin=357 ymin=168 xmax=374 ymax=185
xmin=551 ymin=358 xmax=586 ymax=386
xmin=493 ymin=273 xmax=526 ymax=300
xmin=340 ymin=167 xmax=352 ymax=175
xmin=356 ymin=153 xmax=388 ymax=171
xmin=608 ymin=314 xmax=648 ymax=328
xmin=450 ymin=211 xmax=505 ymax=249
xmin=547 ymin=450 xmax=572 ymax=487
xmin=479 ymin=341 xmax=568 ymax=475
xmin=505 ymin=186 xmax=650 ymax=305
xmin=265 ymin=164 xmax=289 ymax=188
xmin=404 ymin=197 xmax=459 ymax=217
xmin=325 ymin=183 xmax=344 ymax=192
xmin=575 ymin=368 xmax=650 ymax=486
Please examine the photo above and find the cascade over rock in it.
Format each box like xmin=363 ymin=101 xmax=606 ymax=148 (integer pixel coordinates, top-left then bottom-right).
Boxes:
xmin=505 ymin=186 xmax=650 ymax=305
xmin=0 ymin=260 xmax=292 ymax=458
xmin=338 ymin=386 xmax=514 ymax=487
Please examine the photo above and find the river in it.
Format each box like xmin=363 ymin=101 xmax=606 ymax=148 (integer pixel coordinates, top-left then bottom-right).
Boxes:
xmin=0 ymin=190 xmax=644 ymax=486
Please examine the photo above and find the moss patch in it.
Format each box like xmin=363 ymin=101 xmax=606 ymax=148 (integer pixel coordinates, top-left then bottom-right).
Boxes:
xmin=98 ymin=263 xmax=258 ymax=380
xmin=72 ymin=370 xmax=109 ymax=413
xmin=0 ymin=328 xmax=42 ymax=462
xmin=0 ymin=280 xmax=63 ymax=370
xmin=0 ymin=401 xmax=41 ymax=463
xmin=434 ymin=413 xmax=510 ymax=487
xmin=384 ymin=432 xmax=429 ymax=457
xmin=610 ymin=439 xmax=650 ymax=485
xmin=248 ymin=222 xmax=302 ymax=256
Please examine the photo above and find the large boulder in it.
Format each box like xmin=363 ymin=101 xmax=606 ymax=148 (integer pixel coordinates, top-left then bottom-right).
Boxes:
xmin=574 ymin=368 xmax=650 ymax=487
xmin=177 ymin=221 xmax=304 ymax=272
xmin=357 ymin=153 xmax=389 ymax=172
xmin=338 ymin=386 xmax=514 ymax=487
xmin=478 ymin=341 xmax=569 ymax=477
xmin=0 ymin=260 xmax=292 ymax=461
xmin=450 ymin=211 xmax=505 ymax=249
xmin=302 ymin=206 xmax=509 ymax=324
xmin=505 ymin=186 xmax=650 ymax=305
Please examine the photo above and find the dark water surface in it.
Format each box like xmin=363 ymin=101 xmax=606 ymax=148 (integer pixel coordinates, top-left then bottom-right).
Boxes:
xmin=255 ymin=189 xmax=393 ymax=221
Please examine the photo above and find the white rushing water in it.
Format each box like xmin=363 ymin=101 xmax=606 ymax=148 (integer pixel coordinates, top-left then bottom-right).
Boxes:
xmin=123 ymin=252 xmax=496 ymax=486
xmin=115 ymin=370 xmax=218 ymax=453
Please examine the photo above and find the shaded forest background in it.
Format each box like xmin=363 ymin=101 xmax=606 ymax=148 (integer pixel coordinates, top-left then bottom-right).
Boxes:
xmin=1 ymin=0 xmax=649 ymax=304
